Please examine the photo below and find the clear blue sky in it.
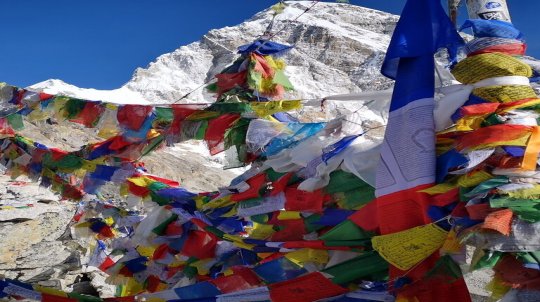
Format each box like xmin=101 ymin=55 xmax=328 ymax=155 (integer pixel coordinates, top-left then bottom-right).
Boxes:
xmin=0 ymin=0 xmax=537 ymax=89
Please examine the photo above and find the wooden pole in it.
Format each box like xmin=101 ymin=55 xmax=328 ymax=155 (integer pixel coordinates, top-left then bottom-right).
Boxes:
xmin=448 ymin=0 xmax=460 ymax=26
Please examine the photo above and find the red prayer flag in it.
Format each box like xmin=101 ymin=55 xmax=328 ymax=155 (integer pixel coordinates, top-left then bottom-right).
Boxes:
xmin=456 ymin=124 xmax=532 ymax=151
xmin=216 ymin=71 xmax=247 ymax=94
xmin=231 ymin=266 xmax=261 ymax=286
xmin=466 ymin=203 xmax=497 ymax=220
xmin=41 ymin=294 xmax=77 ymax=302
xmin=39 ymin=92 xmax=54 ymax=100
xmin=127 ymin=180 xmax=150 ymax=197
xmin=181 ymin=230 xmax=218 ymax=259
xmin=284 ymin=186 xmax=325 ymax=213
xmin=377 ymin=184 xmax=433 ymax=235
xmin=349 ymin=200 xmax=379 ymax=233
xmin=431 ymin=188 xmax=459 ymax=207
xmin=170 ymin=104 xmax=207 ymax=135
xmin=397 ymin=275 xmax=471 ymax=302
xmin=145 ymin=174 xmax=179 ymax=187
xmin=269 ymin=219 xmax=306 ymax=242
xmin=231 ymin=173 xmax=267 ymax=202
xmin=70 ymin=102 xmax=105 ymax=127
xmin=459 ymin=102 xmax=500 ymax=117
xmin=494 ymin=255 xmax=540 ymax=289
xmin=270 ymin=172 xmax=294 ymax=196
xmin=117 ymin=105 xmax=153 ymax=131
xmin=204 ymin=114 xmax=241 ymax=155
xmin=269 ymin=272 xmax=348 ymax=302
xmin=210 ymin=274 xmax=256 ymax=293
xmin=99 ymin=256 xmax=116 ymax=272
xmin=104 ymin=297 xmax=136 ymax=302
xmin=468 ymin=43 xmax=526 ymax=57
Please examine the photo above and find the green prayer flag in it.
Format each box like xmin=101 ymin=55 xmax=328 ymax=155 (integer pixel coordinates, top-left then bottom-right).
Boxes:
xmin=265 ymin=168 xmax=287 ymax=182
xmin=322 ymin=252 xmax=388 ymax=284
xmin=152 ymin=214 xmax=178 ymax=235
xmin=195 ymin=120 xmax=208 ymax=140
xmin=320 ymin=219 xmax=373 ymax=241
xmin=490 ymin=197 xmax=540 ymax=222
xmin=6 ymin=114 xmax=23 ymax=130
xmin=140 ymin=135 xmax=165 ymax=158
xmin=43 ymin=153 xmax=83 ymax=170
xmin=205 ymin=226 xmax=226 ymax=238
xmin=208 ymin=102 xmax=251 ymax=113
xmin=183 ymin=265 xmax=198 ymax=279
xmin=471 ymin=250 xmax=503 ymax=271
xmin=273 ymin=70 xmax=294 ymax=91
xmin=481 ymin=114 xmax=504 ymax=127
xmin=304 ymin=214 xmax=324 ymax=233
xmin=63 ymin=98 xmax=87 ymax=119
xmin=325 ymin=170 xmax=371 ymax=194
xmin=155 ymin=107 xmax=174 ymax=124
xmin=464 ymin=176 xmax=508 ymax=198
xmin=247 ymin=68 xmax=263 ymax=91
xmin=425 ymin=255 xmax=464 ymax=282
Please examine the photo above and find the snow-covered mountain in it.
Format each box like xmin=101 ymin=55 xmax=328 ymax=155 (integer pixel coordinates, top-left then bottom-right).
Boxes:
xmin=30 ymin=1 xmax=398 ymax=104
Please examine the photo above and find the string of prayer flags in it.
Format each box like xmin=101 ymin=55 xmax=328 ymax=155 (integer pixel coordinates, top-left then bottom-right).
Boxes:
xmin=0 ymin=81 xmax=312 ymax=165
xmin=430 ymin=8 xmax=540 ymax=300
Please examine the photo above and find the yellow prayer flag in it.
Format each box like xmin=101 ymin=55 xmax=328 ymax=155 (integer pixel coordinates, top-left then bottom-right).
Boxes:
xmin=457 ymin=170 xmax=493 ymax=188
xmin=372 ymin=224 xmax=448 ymax=271
xmin=137 ymin=245 xmax=157 ymax=257
xmin=120 ymin=277 xmax=143 ymax=297
xmin=127 ymin=176 xmax=154 ymax=187
xmin=34 ymin=285 xmax=69 ymax=297
xmin=451 ymin=53 xmax=532 ymax=84
xmin=440 ymin=229 xmax=463 ymax=254
xmin=473 ymin=85 xmax=537 ymax=103
xmin=81 ymin=160 xmax=97 ymax=172
xmin=27 ymin=110 xmax=50 ymax=122
xmin=486 ymin=275 xmax=511 ymax=301
xmin=202 ymin=195 xmax=233 ymax=210
xmin=104 ymin=216 xmax=115 ymax=226
xmin=285 ymin=249 xmax=329 ymax=266
xmin=420 ymin=182 xmax=458 ymax=195
xmin=248 ymin=222 xmax=275 ymax=240
xmin=194 ymin=195 xmax=206 ymax=209
xmin=454 ymin=115 xmax=486 ymax=131
xmin=277 ymin=211 xmax=302 ymax=220
xmin=506 ymin=184 xmax=540 ymax=199
xmin=250 ymin=100 xmax=302 ymax=117
xmin=53 ymin=96 xmax=69 ymax=121
xmin=232 ymin=241 xmax=256 ymax=250
xmin=271 ymin=2 xmax=286 ymax=14
xmin=191 ymin=259 xmax=213 ymax=275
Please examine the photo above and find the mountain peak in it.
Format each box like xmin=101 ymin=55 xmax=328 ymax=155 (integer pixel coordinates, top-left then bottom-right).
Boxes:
xmin=32 ymin=2 xmax=398 ymax=105
xmin=123 ymin=1 xmax=398 ymax=104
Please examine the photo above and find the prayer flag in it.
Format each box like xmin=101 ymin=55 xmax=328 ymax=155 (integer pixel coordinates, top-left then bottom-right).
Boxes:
xmin=372 ymin=0 xmax=469 ymax=300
